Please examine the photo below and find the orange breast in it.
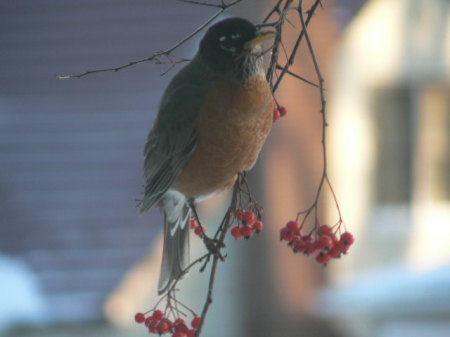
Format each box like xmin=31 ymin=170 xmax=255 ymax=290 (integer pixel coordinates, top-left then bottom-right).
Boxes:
xmin=173 ymin=74 xmax=273 ymax=198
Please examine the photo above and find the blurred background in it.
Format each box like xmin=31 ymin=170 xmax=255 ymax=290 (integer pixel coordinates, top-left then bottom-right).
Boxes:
xmin=0 ymin=0 xmax=449 ymax=337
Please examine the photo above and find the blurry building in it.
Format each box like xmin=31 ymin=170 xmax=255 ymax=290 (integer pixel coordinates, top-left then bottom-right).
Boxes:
xmin=322 ymin=0 xmax=450 ymax=336
xmin=6 ymin=1 xmax=448 ymax=337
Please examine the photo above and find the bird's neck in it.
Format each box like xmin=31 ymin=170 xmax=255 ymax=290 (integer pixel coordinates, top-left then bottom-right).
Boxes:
xmin=197 ymin=53 xmax=265 ymax=83
xmin=235 ymin=54 xmax=265 ymax=82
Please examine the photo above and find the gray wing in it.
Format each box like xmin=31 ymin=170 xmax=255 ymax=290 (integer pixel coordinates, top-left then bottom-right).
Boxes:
xmin=140 ymin=82 xmax=206 ymax=213
xmin=157 ymin=191 xmax=191 ymax=295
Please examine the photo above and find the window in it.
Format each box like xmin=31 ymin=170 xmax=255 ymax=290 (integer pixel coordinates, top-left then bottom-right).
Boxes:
xmin=372 ymin=86 xmax=414 ymax=204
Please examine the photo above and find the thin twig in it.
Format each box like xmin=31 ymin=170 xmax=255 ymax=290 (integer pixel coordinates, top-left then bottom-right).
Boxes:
xmin=275 ymin=64 xmax=320 ymax=88
xmin=271 ymin=0 xmax=322 ymax=92
xmin=325 ymin=176 xmax=343 ymax=222
xmin=57 ymin=0 xmax=244 ymax=79
xmin=290 ymin=0 xmax=342 ymax=230
xmin=266 ymin=0 xmax=295 ymax=86
xmin=262 ymin=0 xmax=284 ymax=23
xmin=167 ymin=253 xmax=210 ymax=295
xmin=176 ymin=0 xmax=242 ymax=8
xmin=176 ymin=0 xmax=225 ymax=8
xmin=194 ymin=179 xmax=240 ymax=337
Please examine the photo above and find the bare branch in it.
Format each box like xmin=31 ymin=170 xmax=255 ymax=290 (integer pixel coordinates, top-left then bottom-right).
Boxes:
xmin=270 ymin=0 xmax=322 ymax=92
xmin=176 ymin=0 xmax=243 ymax=8
xmin=288 ymin=0 xmax=345 ymax=232
xmin=266 ymin=0 xmax=295 ymax=86
xmin=57 ymin=55 xmax=158 ymax=79
xmin=176 ymin=0 xmax=226 ymax=8
xmin=275 ymin=64 xmax=320 ymax=88
xmin=262 ymin=0 xmax=284 ymax=23
xmin=57 ymin=0 xmax=244 ymax=79
xmin=193 ymin=179 xmax=240 ymax=337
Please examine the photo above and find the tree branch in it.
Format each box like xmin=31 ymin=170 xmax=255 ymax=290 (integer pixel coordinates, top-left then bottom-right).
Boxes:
xmin=57 ymin=0 xmax=244 ymax=79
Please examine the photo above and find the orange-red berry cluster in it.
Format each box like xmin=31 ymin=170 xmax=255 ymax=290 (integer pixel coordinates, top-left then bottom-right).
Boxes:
xmin=280 ymin=222 xmax=355 ymax=265
xmin=135 ymin=310 xmax=201 ymax=337
xmin=190 ymin=219 xmax=206 ymax=237
xmin=273 ymin=105 xmax=287 ymax=121
xmin=231 ymin=210 xmax=264 ymax=239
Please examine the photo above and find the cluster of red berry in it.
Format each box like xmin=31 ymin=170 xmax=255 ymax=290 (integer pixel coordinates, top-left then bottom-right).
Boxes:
xmin=280 ymin=222 xmax=355 ymax=265
xmin=190 ymin=219 xmax=206 ymax=237
xmin=135 ymin=310 xmax=201 ymax=337
xmin=230 ymin=210 xmax=264 ymax=239
xmin=273 ymin=104 xmax=287 ymax=121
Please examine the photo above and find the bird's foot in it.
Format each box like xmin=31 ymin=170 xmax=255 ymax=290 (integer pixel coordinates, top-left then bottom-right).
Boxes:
xmin=202 ymin=235 xmax=226 ymax=261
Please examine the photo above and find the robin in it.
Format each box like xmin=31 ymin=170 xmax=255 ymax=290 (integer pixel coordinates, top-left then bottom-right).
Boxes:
xmin=140 ymin=17 xmax=274 ymax=294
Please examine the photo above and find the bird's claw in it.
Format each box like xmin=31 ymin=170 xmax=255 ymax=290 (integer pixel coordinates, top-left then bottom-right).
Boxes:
xmin=202 ymin=235 xmax=226 ymax=261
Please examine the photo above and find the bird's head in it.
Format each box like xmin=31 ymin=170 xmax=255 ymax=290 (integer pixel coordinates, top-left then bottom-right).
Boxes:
xmin=199 ymin=17 xmax=274 ymax=80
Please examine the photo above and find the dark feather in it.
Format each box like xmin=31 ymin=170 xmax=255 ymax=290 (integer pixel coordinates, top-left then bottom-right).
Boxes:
xmin=140 ymin=56 xmax=213 ymax=212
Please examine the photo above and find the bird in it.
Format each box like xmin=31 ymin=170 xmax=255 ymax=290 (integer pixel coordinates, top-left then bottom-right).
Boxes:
xmin=140 ymin=17 xmax=275 ymax=295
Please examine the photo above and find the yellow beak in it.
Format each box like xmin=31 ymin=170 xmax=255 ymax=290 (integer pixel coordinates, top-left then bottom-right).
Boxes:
xmin=243 ymin=31 xmax=275 ymax=50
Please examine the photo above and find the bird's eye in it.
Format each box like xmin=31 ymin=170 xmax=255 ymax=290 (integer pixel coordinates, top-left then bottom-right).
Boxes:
xmin=219 ymin=44 xmax=237 ymax=52
xmin=219 ymin=35 xmax=237 ymax=52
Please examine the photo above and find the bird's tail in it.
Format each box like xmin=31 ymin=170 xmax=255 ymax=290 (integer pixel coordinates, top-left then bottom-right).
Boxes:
xmin=158 ymin=190 xmax=191 ymax=295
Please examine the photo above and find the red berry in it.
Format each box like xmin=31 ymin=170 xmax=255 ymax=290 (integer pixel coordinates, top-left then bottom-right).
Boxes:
xmin=174 ymin=322 xmax=189 ymax=334
xmin=187 ymin=329 xmax=197 ymax=337
xmin=243 ymin=211 xmax=257 ymax=226
xmin=340 ymin=232 xmax=355 ymax=247
xmin=294 ymin=237 xmax=306 ymax=252
xmin=173 ymin=332 xmax=187 ymax=337
xmin=286 ymin=221 xmax=300 ymax=234
xmin=236 ymin=210 xmax=245 ymax=221
xmin=317 ymin=235 xmax=333 ymax=250
xmin=280 ymin=227 xmax=293 ymax=241
xmin=162 ymin=318 xmax=173 ymax=331
xmin=306 ymin=242 xmax=318 ymax=255
xmin=240 ymin=226 xmax=254 ymax=238
xmin=339 ymin=241 xmax=350 ymax=252
xmin=302 ymin=236 xmax=317 ymax=255
xmin=194 ymin=226 xmax=206 ymax=237
xmin=191 ymin=316 xmax=202 ymax=329
xmin=148 ymin=319 xmax=159 ymax=333
xmin=174 ymin=318 xmax=186 ymax=327
xmin=231 ymin=226 xmax=242 ymax=239
xmin=152 ymin=309 xmax=164 ymax=320
xmin=252 ymin=221 xmax=264 ymax=232
xmin=317 ymin=224 xmax=332 ymax=236
xmin=279 ymin=106 xmax=287 ymax=117
xmin=156 ymin=321 xmax=170 ymax=334
xmin=301 ymin=234 xmax=313 ymax=243
xmin=144 ymin=317 xmax=154 ymax=327
xmin=134 ymin=312 xmax=146 ymax=323
xmin=329 ymin=232 xmax=339 ymax=243
xmin=328 ymin=243 xmax=342 ymax=258
xmin=316 ymin=252 xmax=332 ymax=265
xmin=190 ymin=219 xmax=198 ymax=229
xmin=273 ymin=107 xmax=281 ymax=121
